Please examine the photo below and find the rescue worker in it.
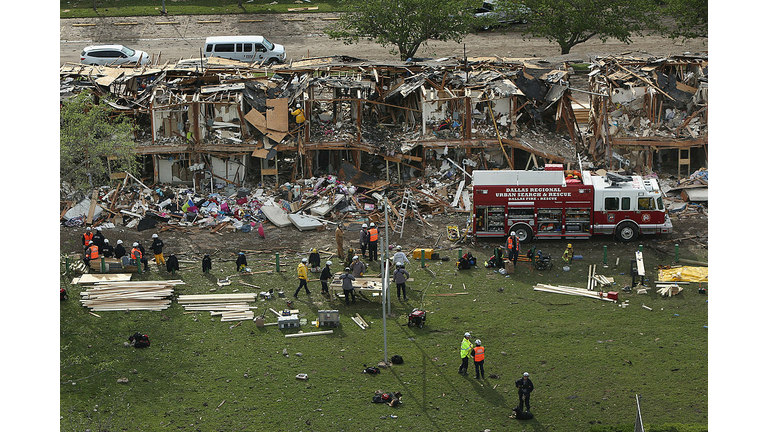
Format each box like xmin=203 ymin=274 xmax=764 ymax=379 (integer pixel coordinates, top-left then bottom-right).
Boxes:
xmin=150 ymin=233 xmax=165 ymax=269
xmin=493 ymin=245 xmax=505 ymax=268
xmin=202 ymin=254 xmax=212 ymax=274
xmin=165 ymin=253 xmax=180 ymax=274
xmin=458 ymin=332 xmax=473 ymax=375
xmin=82 ymin=227 xmax=94 ymax=247
xmin=114 ymin=239 xmax=126 ymax=260
xmin=92 ymin=227 xmax=105 ymax=250
xmin=84 ymin=240 xmax=99 ymax=267
xmin=291 ymin=103 xmax=305 ymax=124
xmin=101 ymin=238 xmax=114 ymax=258
xmin=136 ymin=241 xmax=150 ymax=271
xmin=392 ymin=245 xmax=410 ymax=268
xmin=507 ymin=231 xmax=520 ymax=267
xmin=294 ymin=257 xmax=311 ymax=298
xmin=320 ymin=260 xmax=333 ymax=296
xmin=562 ymin=244 xmax=574 ymax=264
xmin=308 ymin=248 xmax=321 ymax=272
xmin=346 ymin=244 xmax=356 ymax=268
xmin=359 ymin=223 xmax=369 ymax=259
xmin=335 ymin=224 xmax=345 ymax=259
xmin=236 ymin=252 xmax=248 ymax=272
xmin=393 ymin=262 xmax=410 ymax=301
xmin=471 ymin=339 xmax=485 ymax=380
xmin=130 ymin=242 xmax=142 ymax=267
xmin=339 ymin=267 xmax=356 ymax=306
xmin=515 ymin=372 xmax=534 ymax=412
xmin=368 ymin=222 xmax=379 ymax=262
xmin=351 ymin=255 xmax=367 ymax=278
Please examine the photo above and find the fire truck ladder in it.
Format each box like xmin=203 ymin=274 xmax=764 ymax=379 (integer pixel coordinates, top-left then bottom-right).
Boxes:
xmin=394 ymin=189 xmax=423 ymax=238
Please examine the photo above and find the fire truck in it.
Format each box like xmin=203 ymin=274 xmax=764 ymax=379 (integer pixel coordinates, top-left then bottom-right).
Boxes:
xmin=472 ymin=166 xmax=673 ymax=242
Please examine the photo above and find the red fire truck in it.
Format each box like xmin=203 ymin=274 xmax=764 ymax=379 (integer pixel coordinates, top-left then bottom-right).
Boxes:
xmin=472 ymin=166 xmax=673 ymax=242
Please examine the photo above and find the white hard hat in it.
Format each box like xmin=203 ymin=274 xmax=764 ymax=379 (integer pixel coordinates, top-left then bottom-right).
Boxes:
xmin=464 ymin=332 xmax=471 ymax=338
xmin=152 ymin=234 xmax=158 ymax=238
xmin=353 ymin=255 xmax=359 ymax=260
xmin=88 ymin=240 xmax=93 ymax=244
xmin=475 ymin=339 xmax=481 ymax=345
xmin=86 ymin=227 xmax=92 ymax=231
xmin=117 ymin=240 xmax=123 ymax=245
xmin=326 ymin=261 xmax=332 ymax=266
xmin=133 ymin=242 xmax=139 ymax=247
xmin=523 ymin=372 xmax=529 ymax=377
xmin=362 ymin=223 xmax=367 ymax=228
xmin=301 ymin=258 xmax=308 ymax=263
xmin=104 ymin=239 xmax=109 ymax=243
xmin=396 ymin=246 xmax=402 ymax=251
xmin=396 ymin=262 xmax=403 ymax=267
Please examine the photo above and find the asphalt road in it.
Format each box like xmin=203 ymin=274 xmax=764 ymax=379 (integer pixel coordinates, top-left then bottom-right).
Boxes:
xmin=60 ymin=13 xmax=708 ymax=66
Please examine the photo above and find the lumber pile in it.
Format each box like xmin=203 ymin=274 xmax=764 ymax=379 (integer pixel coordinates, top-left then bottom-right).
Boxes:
xmin=533 ymin=284 xmax=615 ymax=301
xmin=72 ymin=273 xmax=132 ymax=285
xmin=80 ymin=280 xmax=184 ymax=311
xmin=351 ymin=313 xmax=369 ymax=330
xmin=587 ymin=265 xmax=614 ymax=290
xmin=656 ymin=284 xmax=683 ymax=297
xmin=177 ymin=293 xmax=258 ymax=322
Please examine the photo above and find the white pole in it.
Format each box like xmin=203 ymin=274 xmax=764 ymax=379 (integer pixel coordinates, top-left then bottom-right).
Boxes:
xmin=382 ymin=259 xmax=389 ymax=364
xmin=384 ymin=199 xmax=391 ymax=315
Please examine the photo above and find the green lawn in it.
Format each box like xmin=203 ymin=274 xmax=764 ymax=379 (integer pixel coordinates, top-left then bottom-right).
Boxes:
xmin=61 ymin=0 xmax=344 ymax=18
xmin=60 ymin=237 xmax=707 ymax=431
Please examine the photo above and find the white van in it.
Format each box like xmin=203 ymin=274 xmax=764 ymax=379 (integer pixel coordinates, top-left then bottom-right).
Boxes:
xmin=203 ymin=36 xmax=286 ymax=65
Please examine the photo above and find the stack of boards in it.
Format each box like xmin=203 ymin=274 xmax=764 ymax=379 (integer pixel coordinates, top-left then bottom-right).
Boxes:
xmin=178 ymin=293 xmax=258 ymax=322
xmin=533 ymin=284 xmax=615 ymax=301
xmin=79 ymin=278 xmax=184 ymax=311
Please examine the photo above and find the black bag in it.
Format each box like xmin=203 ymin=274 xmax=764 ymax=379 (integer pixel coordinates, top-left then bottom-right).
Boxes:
xmin=391 ymin=355 xmax=403 ymax=364
xmin=363 ymin=366 xmax=380 ymax=374
xmin=128 ymin=332 xmax=150 ymax=348
xmin=457 ymin=257 xmax=471 ymax=270
xmin=60 ymin=288 xmax=68 ymax=301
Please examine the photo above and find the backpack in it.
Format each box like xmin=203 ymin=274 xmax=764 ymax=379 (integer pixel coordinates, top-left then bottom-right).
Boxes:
xmin=363 ymin=365 xmax=380 ymax=374
xmin=128 ymin=332 xmax=150 ymax=348
xmin=457 ymin=257 xmax=471 ymax=270
xmin=464 ymin=252 xmax=476 ymax=266
xmin=60 ymin=288 xmax=68 ymax=301
xmin=391 ymin=355 xmax=404 ymax=365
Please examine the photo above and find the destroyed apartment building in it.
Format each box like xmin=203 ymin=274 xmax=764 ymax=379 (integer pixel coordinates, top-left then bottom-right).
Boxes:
xmin=583 ymin=54 xmax=708 ymax=176
xmin=61 ymin=55 xmax=587 ymax=191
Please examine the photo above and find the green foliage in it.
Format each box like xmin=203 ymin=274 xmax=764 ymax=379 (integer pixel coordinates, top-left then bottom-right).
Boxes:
xmin=60 ymin=239 xmax=707 ymax=429
xmin=664 ymin=0 xmax=707 ymax=39
xmin=60 ymin=91 xmax=138 ymax=195
xmin=325 ymin=0 xmax=479 ymax=61
xmin=498 ymin=0 xmax=663 ymax=54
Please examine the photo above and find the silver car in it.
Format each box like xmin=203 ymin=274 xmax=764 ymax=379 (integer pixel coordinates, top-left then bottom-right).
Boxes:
xmin=80 ymin=45 xmax=150 ymax=66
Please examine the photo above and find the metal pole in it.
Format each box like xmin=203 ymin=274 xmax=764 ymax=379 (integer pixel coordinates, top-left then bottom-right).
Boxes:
xmin=603 ymin=245 xmax=608 ymax=267
xmin=384 ymin=200 xmax=391 ymax=315
xmin=275 ymin=252 xmax=280 ymax=272
xmin=675 ymin=244 xmax=679 ymax=263
xmin=382 ymin=259 xmax=389 ymax=365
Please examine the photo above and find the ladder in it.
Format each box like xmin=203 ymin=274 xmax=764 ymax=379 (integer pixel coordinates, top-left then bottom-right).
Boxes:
xmin=394 ymin=189 xmax=423 ymax=238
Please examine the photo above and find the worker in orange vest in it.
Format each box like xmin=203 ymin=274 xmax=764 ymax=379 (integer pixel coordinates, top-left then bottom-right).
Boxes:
xmin=471 ymin=339 xmax=485 ymax=380
xmin=83 ymin=240 xmax=99 ymax=267
xmin=368 ymin=222 xmax=379 ymax=262
xmin=130 ymin=242 xmax=142 ymax=266
xmin=507 ymin=231 xmax=520 ymax=267
xmin=82 ymin=227 xmax=94 ymax=246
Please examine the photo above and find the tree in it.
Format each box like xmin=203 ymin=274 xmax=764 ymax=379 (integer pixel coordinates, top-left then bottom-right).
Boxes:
xmin=60 ymin=91 xmax=139 ymax=195
xmin=665 ymin=0 xmax=707 ymax=39
xmin=325 ymin=0 xmax=478 ymax=61
xmin=498 ymin=0 xmax=663 ymax=54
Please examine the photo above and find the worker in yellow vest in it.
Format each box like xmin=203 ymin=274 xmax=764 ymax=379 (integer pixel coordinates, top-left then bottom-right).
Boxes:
xmin=458 ymin=332 xmax=473 ymax=376
xmin=562 ymin=244 xmax=574 ymax=264
xmin=291 ymin=104 xmax=305 ymax=124
xmin=471 ymin=339 xmax=485 ymax=379
xmin=368 ymin=222 xmax=379 ymax=262
xmin=294 ymin=257 xmax=311 ymax=298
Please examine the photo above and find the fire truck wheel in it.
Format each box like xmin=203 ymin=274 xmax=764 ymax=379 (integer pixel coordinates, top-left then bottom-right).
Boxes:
xmin=512 ymin=225 xmax=534 ymax=243
xmin=615 ymin=222 xmax=639 ymax=242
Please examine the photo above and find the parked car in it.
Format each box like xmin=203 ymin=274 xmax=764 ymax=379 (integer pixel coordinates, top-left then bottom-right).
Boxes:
xmin=203 ymin=36 xmax=286 ymax=65
xmin=474 ymin=0 xmax=530 ymax=30
xmin=80 ymin=45 xmax=150 ymax=66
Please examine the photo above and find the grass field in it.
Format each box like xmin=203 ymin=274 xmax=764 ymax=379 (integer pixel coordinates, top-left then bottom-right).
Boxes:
xmin=60 ymin=0 xmax=345 ymax=18
xmin=59 ymin=239 xmax=708 ymax=431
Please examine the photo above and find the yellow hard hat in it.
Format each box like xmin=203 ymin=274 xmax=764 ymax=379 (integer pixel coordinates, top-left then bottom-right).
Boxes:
xmin=567 ymin=244 xmax=572 ymax=248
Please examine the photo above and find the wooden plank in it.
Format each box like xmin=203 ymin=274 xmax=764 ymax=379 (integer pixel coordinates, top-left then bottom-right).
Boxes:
xmin=635 ymin=251 xmax=645 ymax=276
xmin=285 ymin=330 xmax=334 ymax=338
xmin=86 ymin=190 xmax=99 ymax=224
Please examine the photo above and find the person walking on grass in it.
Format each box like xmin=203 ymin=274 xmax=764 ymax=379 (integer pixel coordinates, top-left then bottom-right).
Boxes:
xmin=294 ymin=257 xmax=310 ymax=298
xmin=359 ymin=223 xmax=369 ymax=259
xmin=471 ymin=339 xmax=485 ymax=379
xmin=236 ymin=251 xmax=248 ymax=272
xmin=458 ymin=332 xmax=473 ymax=375
xmin=336 ymin=224 xmax=345 ymax=260
xmin=393 ymin=262 xmax=410 ymax=301
xmin=151 ymin=233 xmax=165 ymax=269
xmin=368 ymin=222 xmax=379 ymax=262
xmin=320 ymin=260 xmax=333 ymax=296
xmin=515 ymin=372 xmax=534 ymax=412
xmin=340 ymin=267 xmax=356 ymax=306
